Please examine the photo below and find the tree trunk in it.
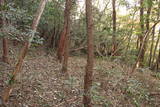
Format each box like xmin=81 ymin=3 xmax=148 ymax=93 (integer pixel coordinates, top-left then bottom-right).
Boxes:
xmin=154 ymin=48 xmax=160 ymax=71
xmin=57 ymin=0 xmax=72 ymax=63
xmin=57 ymin=25 xmax=67 ymax=61
xmin=136 ymin=37 xmax=140 ymax=50
xmin=152 ymin=30 xmax=160 ymax=68
xmin=146 ymin=0 xmax=152 ymax=31
xmin=48 ymin=27 xmax=56 ymax=48
xmin=150 ymin=0 xmax=160 ymax=67
xmin=112 ymin=0 xmax=116 ymax=54
xmin=61 ymin=0 xmax=72 ymax=72
xmin=143 ymin=0 xmax=152 ymax=65
xmin=2 ymin=0 xmax=47 ymax=103
xmin=83 ymin=0 xmax=94 ymax=106
xmin=0 ymin=0 xmax=10 ymax=64
xmin=2 ymin=38 xmax=9 ymax=64
xmin=149 ymin=27 xmax=155 ymax=66
xmin=132 ymin=20 xmax=160 ymax=73
xmin=138 ymin=0 xmax=145 ymax=67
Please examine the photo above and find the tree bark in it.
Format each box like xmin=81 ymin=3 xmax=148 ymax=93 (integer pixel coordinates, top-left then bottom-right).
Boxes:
xmin=83 ymin=0 xmax=94 ymax=106
xmin=138 ymin=0 xmax=145 ymax=67
xmin=2 ymin=38 xmax=9 ymax=64
xmin=112 ymin=0 xmax=116 ymax=54
xmin=61 ymin=0 xmax=72 ymax=72
xmin=156 ymin=48 xmax=160 ymax=70
xmin=154 ymin=47 xmax=160 ymax=71
xmin=1 ymin=0 xmax=10 ymax=64
xmin=149 ymin=27 xmax=155 ymax=66
xmin=2 ymin=0 xmax=47 ymax=103
xmin=57 ymin=0 xmax=72 ymax=64
xmin=57 ymin=28 xmax=66 ymax=61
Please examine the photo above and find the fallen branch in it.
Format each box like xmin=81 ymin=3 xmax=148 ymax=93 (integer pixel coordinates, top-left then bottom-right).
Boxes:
xmin=70 ymin=46 xmax=87 ymax=52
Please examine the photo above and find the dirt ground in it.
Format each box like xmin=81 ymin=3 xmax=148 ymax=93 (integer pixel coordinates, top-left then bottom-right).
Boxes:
xmin=0 ymin=42 xmax=160 ymax=107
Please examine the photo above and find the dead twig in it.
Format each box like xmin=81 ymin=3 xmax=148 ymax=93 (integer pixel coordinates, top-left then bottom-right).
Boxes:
xmin=70 ymin=46 xmax=87 ymax=52
xmin=55 ymin=96 xmax=80 ymax=107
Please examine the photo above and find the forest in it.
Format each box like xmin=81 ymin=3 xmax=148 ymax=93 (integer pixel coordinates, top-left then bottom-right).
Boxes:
xmin=0 ymin=0 xmax=160 ymax=106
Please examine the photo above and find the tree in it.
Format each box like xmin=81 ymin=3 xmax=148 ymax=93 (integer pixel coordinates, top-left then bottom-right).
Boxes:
xmin=146 ymin=0 xmax=152 ymax=31
xmin=138 ymin=0 xmax=145 ymax=67
xmin=112 ymin=0 xmax=116 ymax=54
xmin=57 ymin=0 xmax=72 ymax=72
xmin=1 ymin=0 xmax=48 ymax=103
xmin=83 ymin=0 xmax=94 ymax=106
xmin=143 ymin=0 xmax=152 ymax=66
xmin=132 ymin=20 xmax=160 ymax=73
xmin=155 ymin=47 xmax=160 ymax=71
xmin=2 ymin=38 xmax=9 ymax=64
xmin=152 ymin=30 xmax=160 ymax=69
xmin=137 ymin=0 xmax=152 ymax=67
xmin=153 ymin=32 xmax=160 ymax=70
xmin=0 ymin=0 xmax=10 ymax=64
xmin=149 ymin=0 xmax=160 ymax=67
xmin=149 ymin=27 xmax=155 ymax=66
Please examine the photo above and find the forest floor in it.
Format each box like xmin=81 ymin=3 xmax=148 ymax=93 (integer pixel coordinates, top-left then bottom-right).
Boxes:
xmin=0 ymin=43 xmax=160 ymax=107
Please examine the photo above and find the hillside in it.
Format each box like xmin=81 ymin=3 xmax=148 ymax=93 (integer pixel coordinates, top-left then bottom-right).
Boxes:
xmin=0 ymin=44 xmax=160 ymax=107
